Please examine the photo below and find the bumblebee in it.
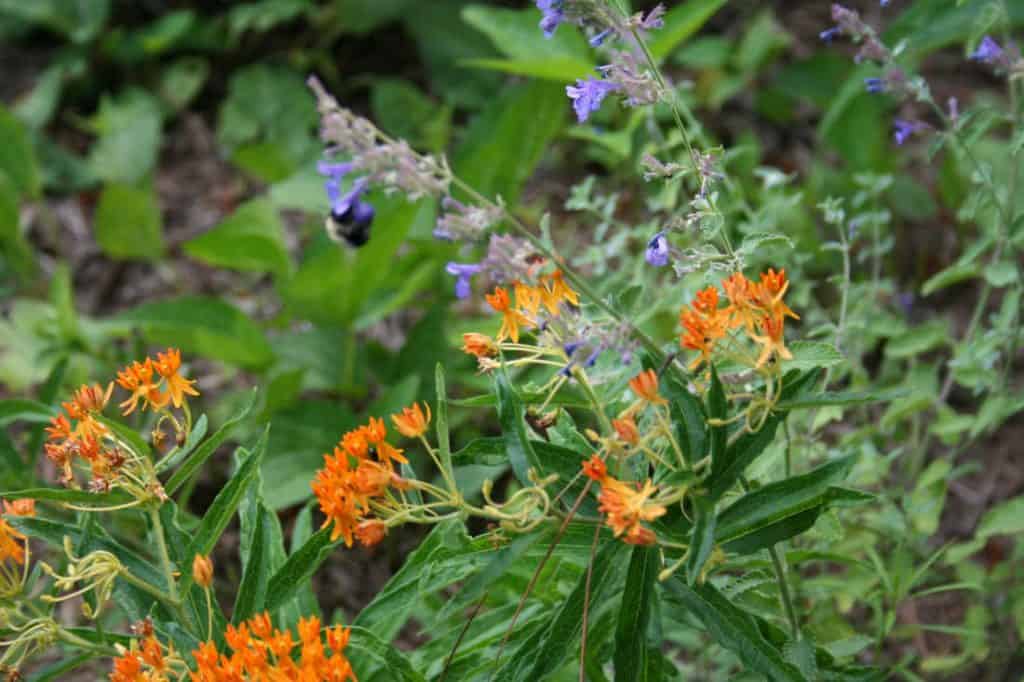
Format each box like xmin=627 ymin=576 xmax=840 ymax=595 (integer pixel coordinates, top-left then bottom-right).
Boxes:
xmin=326 ymin=195 xmax=375 ymax=247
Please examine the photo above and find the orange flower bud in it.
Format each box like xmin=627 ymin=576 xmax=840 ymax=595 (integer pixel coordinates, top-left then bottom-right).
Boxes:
xmin=628 ymin=369 xmax=667 ymax=405
xmin=462 ymin=333 xmax=497 ymax=357
xmin=192 ymin=553 xmax=213 ymax=588
xmin=612 ymin=417 xmax=640 ymax=445
xmin=391 ymin=402 xmax=432 ymax=439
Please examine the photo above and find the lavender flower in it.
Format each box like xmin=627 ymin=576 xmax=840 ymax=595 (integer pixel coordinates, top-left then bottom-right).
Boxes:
xmin=893 ymin=119 xmax=925 ymax=145
xmin=445 ymin=262 xmax=482 ymax=299
xmin=864 ymin=77 xmax=885 ymax=93
xmin=819 ymin=27 xmax=841 ymax=43
xmin=566 ymin=77 xmax=620 ymax=123
xmin=970 ymin=36 xmax=1003 ymax=63
xmin=434 ymin=197 xmax=503 ymax=242
xmin=636 ymin=5 xmax=666 ymax=31
xmin=645 ymin=232 xmax=670 ymax=267
xmin=563 ymin=341 xmax=582 ymax=357
xmin=597 ymin=52 xmax=660 ymax=108
xmin=589 ymin=28 xmax=612 ymax=47
xmin=537 ymin=0 xmax=565 ymax=38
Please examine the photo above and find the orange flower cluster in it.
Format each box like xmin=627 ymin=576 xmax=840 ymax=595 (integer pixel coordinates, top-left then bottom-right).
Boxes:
xmin=116 ymin=348 xmax=199 ymax=415
xmin=311 ymin=418 xmax=409 ymax=547
xmin=190 ymin=613 xmax=356 ymax=681
xmin=110 ymin=634 xmax=174 ymax=682
xmin=582 ymin=456 xmax=666 ymax=545
xmin=0 ymin=499 xmax=34 ymax=568
xmin=44 ymin=383 xmax=117 ymax=489
xmin=483 ymin=270 xmax=579 ymax=344
xmin=679 ymin=269 xmax=799 ymax=369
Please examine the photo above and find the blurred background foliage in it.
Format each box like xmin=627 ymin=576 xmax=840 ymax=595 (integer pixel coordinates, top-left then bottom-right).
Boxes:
xmin=2 ymin=0 xmax=1024 ymax=678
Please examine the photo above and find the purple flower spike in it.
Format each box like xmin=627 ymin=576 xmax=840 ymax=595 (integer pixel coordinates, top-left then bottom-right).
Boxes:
xmin=536 ymin=0 xmax=564 ymax=38
xmin=639 ymin=5 xmax=666 ymax=31
xmin=645 ymin=231 xmax=669 ymax=267
xmin=566 ymin=77 xmax=620 ymax=123
xmin=583 ymin=347 xmax=602 ymax=368
xmin=819 ymin=27 xmax=841 ymax=43
xmin=893 ymin=119 xmax=925 ymax=145
xmin=563 ymin=341 xmax=582 ymax=357
xmin=970 ymin=35 xmax=1003 ymax=63
xmin=589 ymin=29 xmax=612 ymax=47
xmin=445 ymin=262 xmax=482 ymax=299
xmin=864 ymin=77 xmax=885 ymax=93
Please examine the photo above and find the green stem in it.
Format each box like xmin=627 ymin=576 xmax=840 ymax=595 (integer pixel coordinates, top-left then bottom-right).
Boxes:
xmin=118 ymin=569 xmax=180 ymax=607
xmin=148 ymin=509 xmax=183 ymax=613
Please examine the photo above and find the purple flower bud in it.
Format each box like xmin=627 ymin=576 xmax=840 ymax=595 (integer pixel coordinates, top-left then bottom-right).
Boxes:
xmin=589 ymin=29 xmax=612 ymax=47
xmin=583 ymin=347 xmax=602 ymax=367
xmin=445 ymin=262 xmax=482 ymax=299
xmin=893 ymin=119 xmax=925 ymax=145
xmin=536 ymin=0 xmax=564 ymax=38
xmin=820 ymin=27 xmax=841 ymax=43
xmin=639 ymin=5 xmax=666 ymax=31
xmin=559 ymin=361 xmax=575 ymax=377
xmin=645 ymin=231 xmax=670 ymax=267
xmin=864 ymin=77 xmax=885 ymax=93
xmin=898 ymin=292 xmax=914 ymax=314
xmin=619 ymin=350 xmax=633 ymax=365
xmin=566 ymin=77 xmax=620 ymax=123
xmin=970 ymin=35 xmax=1003 ymax=63
xmin=563 ymin=341 xmax=582 ymax=357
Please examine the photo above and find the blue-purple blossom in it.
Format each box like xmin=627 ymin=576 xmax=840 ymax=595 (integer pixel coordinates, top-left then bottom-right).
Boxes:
xmin=970 ymin=36 xmax=1003 ymax=63
xmin=589 ymin=28 xmax=612 ymax=47
xmin=563 ymin=341 xmax=582 ymax=357
xmin=445 ymin=262 xmax=482 ymax=299
xmin=645 ymin=232 xmax=669 ymax=267
xmin=537 ymin=0 xmax=564 ymax=38
xmin=893 ymin=119 xmax=925 ymax=145
xmin=819 ymin=27 xmax=841 ymax=43
xmin=637 ymin=5 xmax=666 ymax=31
xmin=566 ymin=77 xmax=620 ymax=123
xmin=864 ymin=77 xmax=885 ymax=93
xmin=582 ymin=347 xmax=602 ymax=367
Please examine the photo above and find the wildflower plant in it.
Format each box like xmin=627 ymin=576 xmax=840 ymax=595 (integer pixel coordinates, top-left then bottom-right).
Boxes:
xmin=1 ymin=0 xmax=1022 ymax=680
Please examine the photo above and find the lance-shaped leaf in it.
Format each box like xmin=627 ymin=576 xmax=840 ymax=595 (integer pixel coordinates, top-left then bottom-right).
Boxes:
xmin=686 ymin=495 xmax=717 ymax=584
xmin=614 ymin=545 xmax=659 ymax=681
xmin=495 ymin=367 xmax=542 ymax=487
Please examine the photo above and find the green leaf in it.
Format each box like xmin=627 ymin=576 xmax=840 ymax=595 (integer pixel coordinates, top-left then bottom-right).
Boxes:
xmin=461 ymin=5 xmax=593 ymax=82
xmin=184 ymin=198 xmax=290 ymax=277
xmin=0 ymin=0 xmax=109 ymax=43
xmin=0 ymin=487 xmax=130 ymax=506
xmin=94 ymin=182 xmax=164 ymax=261
xmin=662 ymin=374 xmax=707 ymax=464
xmin=886 ymin=321 xmax=948 ymax=358
xmin=663 ymin=578 xmax=807 ymax=682
xmin=0 ymin=173 xmax=34 ymax=279
xmin=649 ymin=0 xmax=728 ymax=61
xmin=495 ymin=367 xmax=541 ymax=487
xmin=154 ymin=414 xmax=208 ymax=474
xmin=348 ymin=626 xmax=427 ymax=682
xmin=0 ymin=398 xmax=55 ymax=425
xmin=686 ymin=496 xmax=716 ymax=584
xmin=111 ymin=296 xmax=274 ymax=369
xmin=0 ymin=105 xmax=40 ymax=198
xmin=453 ymin=80 xmax=566 ymax=205
xmin=334 ymin=0 xmax=413 ymax=34
xmin=434 ymin=363 xmax=453 ymax=481
xmin=163 ymin=390 xmax=257 ymax=492
xmin=977 ymin=496 xmax=1024 ymax=538
xmin=233 ymin=478 xmax=287 ymax=622
xmin=182 ymin=429 xmax=268 ymax=589
xmin=87 ymin=89 xmax=163 ymax=184
xmin=264 ymin=526 xmax=338 ymax=612
xmin=370 ymin=78 xmax=451 ymax=153
xmin=786 ymin=341 xmax=845 ymax=371
xmin=707 ymin=370 xmax=820 ymax=500
xmin=493 ymin=539 xmax=629 ymax=681
xmin=922 ymin=262 xmax=980 ymax=296
xmin=614 ymin=546 xmax=658 ymax=681
xmin=715 ymin=456 xmax=870 ymax=553
xmin=707 ymin=365 xmax=728 ymax=476
xmin=93 ymin=414 xmax=152 ymax=460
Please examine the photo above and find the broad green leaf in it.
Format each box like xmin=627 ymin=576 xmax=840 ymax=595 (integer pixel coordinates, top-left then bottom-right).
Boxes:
xmin=922 ymin=262 xmax=980 ymax=296
xmin=0 ymin=105 xmax=40 ymax=198
xmin=370 ymin=78 xmax=451 ymax=153
xmin=686 ymin=495 xmax=716 ymax=584
xmin=495 ymin=367 xmax=542 ymax=487
xmin=0 ymin=173 xmax=34 ymax=279
xmin=0 ymin=0 xmax=109 ymax=43
xmin=493 ymin=539 xmax=629 ymax=681
xmin=87 ymin=89 xmax=163 ymax=184
xmin=662 ymin=374 xmax=707 ymax=464
xmin=649 ymin=0 xmax=728 ymax=61
xmin=163 ymin=390 xmax=257 ymax=491
xmin=182 ymin=429 xmax=268 ymax=590
xmin=335 ymin=0 xmax=413 ymax=34
xmin=614 ymin=546 xmax=659 ymax=681
xmin=663 ymin=578 xmax=807 ymax=682
xmin=94 ymin=182 xmax=164 ymax=261
xmin=461 ymin=5 xmax=593 ymax=82
xmin=715 ymin=456 xmax=870 ymax=553
xmin=0 ymin=398 xmax=55 ymax=425
xmin=184 ymin=198 xmax=290 ymax=277
xmin=977 ymin=496 xmax=1024 ymax=538
xmin=111 ymin=296 xmax=274 ymax=368
xmin=886 ymin=321 xmax=949 ymax=358
xmin=453 ymin=80 xmax=566 ymax=205
xmin=786 ymin=341 xmax=845 ymax=371
xmin=264 ymin=527 xmax=338 ymax=611
xmin=707 ymin=365 xmax=728 ymax=476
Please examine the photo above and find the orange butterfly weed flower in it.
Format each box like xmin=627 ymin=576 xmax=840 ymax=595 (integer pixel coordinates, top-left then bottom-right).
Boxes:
xmin=362 ymin=417 xmax=407 ymax=467
xmin=597 ymin=479 xmax=665 ymax=546
xmin=721 ymin=272 xmax=759 ymax=331
xmin=513 ymin=280 xmax=542 ymax=317
xmin=2 ymin=499 xmax=35 ymax=517
xmin=628 ymin=369 xmax=667 ymax=405
xmin=462 ymin=333 xmax=497 ymax=358
xmin=543 ymin=270 xmax=579 ymax=310
xmin=486 ymin=286 xmax=531 ymax=343
xmin=116 ymin=358 xmax=165 ymax=415
xmin=752 ymin=315 xmax=793 ymax=367
xmin=612 ymin=416 xmax=640 ymax=445
xmin=355 ymin=519 xmax=388 ymax=547
xmin=0 ymin=516 xmax=27 ymax=566
xmin=153 ymin=348 xmax=200 ymax=408
xmin=581 ymin=454 xmax=608 ymax=483
xmin=391 ymin=402 xmax=431 ymax=439
xmin=755 ymin=268 xmax=799 ymax=322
